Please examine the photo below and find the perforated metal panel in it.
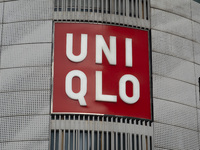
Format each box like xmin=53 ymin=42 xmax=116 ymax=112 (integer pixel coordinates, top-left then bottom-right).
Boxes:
xmin=0 ymin=24 xmax=2 ymax=45
xmin=0 ymin=44 xmax=52 ymax=68
xmin=3 ymin=0 xmax=53 ymax=23
xmin=154 ymin=122 xmax=199 ymax=150
xmin=192 ymin=21 xmax=200 ymax=44
xmin=51 ymin=114 xmax=154 ymax=150
xmin=199 ymin=133 xmax=200 ymax=149
xmin=151 ymin=1 xmax=200 ymax=149
xmin=0 ymin=2 xmax=3 ymax=23
xmin=152 ymin=29 xmax=171 ymax=54
xmin=195 ymin=64 xmax=200 ymax=86
xmin=151 ymin=8 xmax=192 ymax=40
xmin=191 ymin=0 xmax=200 ymax=23
xmin=1 ymin=0 xmax=14 ymax=2
xmin=2 ymin=0 xmax=14 ymax=2
xmin=0 ymin=115 xmax=50 ymax=142
xmin=2 ymin=21 xmax=52 ymax=46
xmin=0 ymin=67 xmax=51 ymax=92
xmin=152 ymin=52 xmax=195 ymax=84
xmin=53 ymin=0 xmax=150 ymax=29
xmin=194 ymin=42 xmax=200 ymax=65
xmin=0 ymin=141 xmax=49 ymax=150
xmin=154 ymin=148 xmax=168 ymax=150
xmin=152 ymin=30 xmax=193 ymax=62
xmin=150 ymin=0 xmax=191 ymax=19
xmin=154 ymin=147 xmax=168 ymax=150
xmin=154 ymin=98 xmax=198 ymax=131
xmin=198 ymin=109 xmax=200 ymax=131
xmin=0 ymin=90 xmax=50 ymax=117
xmin=153 ymin=75 xmax=196 ymax=107
xmin=196 ymin=86 xmax=200 ymax=109
xmin=0 ymin=0 xmax=53 ymax=149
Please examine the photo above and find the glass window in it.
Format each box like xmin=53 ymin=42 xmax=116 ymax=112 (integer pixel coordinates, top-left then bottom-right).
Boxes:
xmin=194 ymin=0 xmax=200 ymax=3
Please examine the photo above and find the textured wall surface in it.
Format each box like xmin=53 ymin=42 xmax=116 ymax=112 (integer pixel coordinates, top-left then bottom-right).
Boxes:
xmin=0 ymin=0 xmax=53 ymax=150
xmin=151 ymin=0 xmax=200 ymax=149
xmin=0 ymin=0 xmax=200 ymax=150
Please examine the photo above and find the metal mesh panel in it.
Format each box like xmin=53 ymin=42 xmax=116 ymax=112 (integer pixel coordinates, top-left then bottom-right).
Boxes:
xmin=152 ymin=30 xmax=193 ymax=62
xmin=191 ymin=0 xmax=200 ymax=23
xmin=154 ymin=148 xmax=168 ymax=150
xmin=152 ymin=52 xmax=195 ymax=84
xmin=195 ymin=65 xmax=200 ymax=108
xmin=53 ymin=0 xmax=150 ymax=28
xmin=154 ymin=98 xmax=198 ymax=131
xmin=0 ymin=67 xmax=51 ymax=92
xmin=0 ymin=90 xmax=50 ymax=117
xmin=196 ymin=86 xmax=200 ymax=109
xmin=0 ymin=43 xmax=52 ymax=68
xmin=0 ymin=141 xmax=49 ymax=150
xmin=195 ymin=64 xmax=200 ymax=86
xmin=153 ymin=75 xmax=196 ymax=107
xmin=0 ymin=3 xmax=3 ymax=23
xmin=198 ymin=109 xmax=200 ymax=131
xmin=0 ymin=115 xmax=50 ymax=142
xmin=154 ymin=122 xmax=199 ymax=150
xmin=199 ymin=133 xmax=200 ymax=149
xmin=51 ymin=114 xmax=153 ymax=150
xmin=1 ymin=0 xmax=14 ymax=2
xmin=0 ymin=24 xmax=2 ymax=45
xmin=192 ymin=21 xmax=200 ymax=44
xmin=151 ymin=0 xmax=191 ymax=19
xmin=3 ymin=0 xmax=53 ymax=23
xmin=194 ymin=42 xmax=200 ymax=65
xmin=0 ymin=1 xmax=52 ymax=150
xmin=151 ymin=8 xmax=192 ymax=40
xmin=2 ymin=21 xmax=52 ymax=46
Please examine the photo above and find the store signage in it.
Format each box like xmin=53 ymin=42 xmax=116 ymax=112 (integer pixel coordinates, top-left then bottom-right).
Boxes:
xmin=52 ymin=23 xmax=151 ymax=120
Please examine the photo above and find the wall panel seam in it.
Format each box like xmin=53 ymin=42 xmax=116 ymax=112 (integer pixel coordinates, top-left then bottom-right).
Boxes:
xmin=153 ymin=72 xmax=197 ymax=86
xmin=152 ymin=50 xmax=196 ymax=64
xmin=151 ymin=7 xmax=200 ymax=24
xmin=154 ymin=121 xmax=198 ymax=132
xmin=0 ymin=65 xmax=52 ymax=70
xmin=1 ymin=42 xmax=52 ymax=47
xmin=0 ymin=89 xmax=51 ymax=94
xmin=153 ymin=96 xmax=198 ymax=109
xmin=0 ymin=114 xmax=51 ymax=119
xmin=151 ymin=28 xmax=200 ymax=44
xmin=2 ymin=19 xmax=54 ymax=24
xmin=0 ymin=139 xmax=50 ymax=144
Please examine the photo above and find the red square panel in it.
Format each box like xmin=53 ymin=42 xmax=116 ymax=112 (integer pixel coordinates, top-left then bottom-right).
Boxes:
xmin=52 ymin=23 xmax=151 ymax=120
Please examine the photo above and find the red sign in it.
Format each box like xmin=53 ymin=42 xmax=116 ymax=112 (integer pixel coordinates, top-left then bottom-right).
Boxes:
xmin=53 ymin=23 xmax=151 ymax=120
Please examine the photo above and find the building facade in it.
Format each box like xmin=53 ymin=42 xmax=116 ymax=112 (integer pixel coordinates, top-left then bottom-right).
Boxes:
xmin=0 ymin=0 xmax=200 ymax=149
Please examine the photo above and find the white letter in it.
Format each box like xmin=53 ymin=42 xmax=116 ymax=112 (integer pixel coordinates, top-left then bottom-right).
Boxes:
xmin=96 ymin=71 xmax=117 ymax=102
xmin=119 ymin=75 xmax=140 ymax=104
xmin=66 ymin=34 xmax=88 ymax=62
xmin=65 ymin=70 xmax=87 ymax=106
xmin=96 ymin=35 xmax=116 ymax=65
xmin=126 ymin=38 xmax=132 ymax=67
